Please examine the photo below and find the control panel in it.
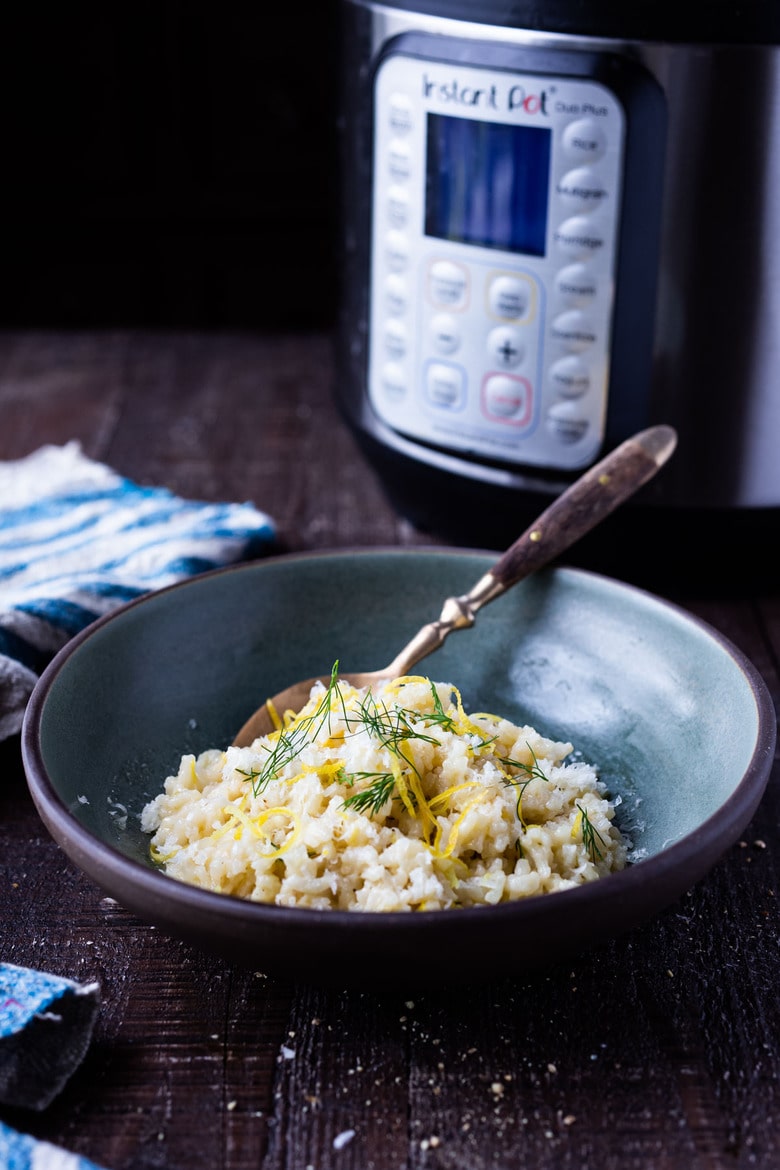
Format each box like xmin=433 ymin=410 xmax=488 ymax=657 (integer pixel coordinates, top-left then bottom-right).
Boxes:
xmin=368 ymin=52 xmax=626 ymax=471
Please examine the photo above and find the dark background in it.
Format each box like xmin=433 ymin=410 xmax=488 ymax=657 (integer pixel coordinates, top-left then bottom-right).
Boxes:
xmin=0 ymin=5 xmax=341 ymax=330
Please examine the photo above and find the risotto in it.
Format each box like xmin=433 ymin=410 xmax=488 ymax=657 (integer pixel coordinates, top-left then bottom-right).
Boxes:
xmin=141 ymin=671 xmax=627 ymax=911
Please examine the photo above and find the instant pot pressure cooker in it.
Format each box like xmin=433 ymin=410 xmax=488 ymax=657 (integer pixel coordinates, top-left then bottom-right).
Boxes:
xmin=335 ymin=0 xmax=780 ymax=574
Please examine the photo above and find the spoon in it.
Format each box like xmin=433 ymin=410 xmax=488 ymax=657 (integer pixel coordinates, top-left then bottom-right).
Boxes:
xmin=233 ymin=424 xmax=677 ymax=746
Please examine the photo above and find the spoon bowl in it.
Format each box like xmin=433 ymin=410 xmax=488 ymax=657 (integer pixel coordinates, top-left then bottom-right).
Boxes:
xmin=233 ymin=424 xmax=677 ymax=746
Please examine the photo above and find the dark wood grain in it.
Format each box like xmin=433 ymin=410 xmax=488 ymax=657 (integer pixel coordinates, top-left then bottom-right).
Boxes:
xmin=1 ymin=330 xmax=778 ymax=1170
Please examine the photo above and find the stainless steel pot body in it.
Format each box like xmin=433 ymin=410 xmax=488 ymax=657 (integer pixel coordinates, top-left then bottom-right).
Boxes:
xmin=337 ymin=0 xmax=780 ymax=512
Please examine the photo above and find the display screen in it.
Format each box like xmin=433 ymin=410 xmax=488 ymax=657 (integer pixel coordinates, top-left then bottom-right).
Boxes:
xmin=425 ymin=113 xmax=552 ymax=257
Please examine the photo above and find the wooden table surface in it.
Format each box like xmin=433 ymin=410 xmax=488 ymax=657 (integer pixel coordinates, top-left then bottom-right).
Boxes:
xmin=1 ymin=330 xmax=778 ymax=1170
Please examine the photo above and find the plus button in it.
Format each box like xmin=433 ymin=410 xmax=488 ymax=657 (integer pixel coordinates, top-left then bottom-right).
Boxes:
xmin=488 ymin=327 xmax=525 ymax=371
xmin=497 ymin=339 xmax=520 ymax=365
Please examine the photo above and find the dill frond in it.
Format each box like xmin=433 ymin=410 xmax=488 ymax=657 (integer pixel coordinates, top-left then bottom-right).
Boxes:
xmin=499 ymin=744 xmax=549 ymax=829
xmin=246 ymin=662 xmax=343 ymax=796
xmin=577 ymin=802 xmax=607 ymax=862
xmin=342 ymin=771 xmax=397 ymax=814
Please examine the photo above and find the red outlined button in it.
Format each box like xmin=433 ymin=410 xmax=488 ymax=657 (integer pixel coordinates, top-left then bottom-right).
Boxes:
xmin=481 ymin=374 xmax=533 ymax=427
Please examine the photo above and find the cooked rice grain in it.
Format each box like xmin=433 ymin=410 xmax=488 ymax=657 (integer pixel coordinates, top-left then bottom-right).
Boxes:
xmin=141 ymin=676 xmax=626 ymax=911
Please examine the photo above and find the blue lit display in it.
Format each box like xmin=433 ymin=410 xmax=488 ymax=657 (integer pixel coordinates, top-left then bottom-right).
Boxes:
xmin=425 ymin=113 xmax=552 ymax=257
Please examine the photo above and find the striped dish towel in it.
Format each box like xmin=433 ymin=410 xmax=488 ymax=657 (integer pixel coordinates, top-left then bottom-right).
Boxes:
xmin=0 ymin=1122 xmax=109 ymax=1170
xmin=0 ymin=442 xmax=276 ymax=740
xmin=0 ymin=963 xmax=100 ymax=1110
xmin=0 ymin=964 xmax=104 ymax=1166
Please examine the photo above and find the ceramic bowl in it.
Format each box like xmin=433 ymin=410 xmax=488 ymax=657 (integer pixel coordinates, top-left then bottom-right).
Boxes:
xmin=22 ymin=550 xmax=776 ymax=987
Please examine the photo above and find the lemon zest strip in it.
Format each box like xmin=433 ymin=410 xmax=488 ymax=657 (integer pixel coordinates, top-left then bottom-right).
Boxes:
xmin=213 ymin=804 xmax=301 ymax=855
xmin=253 ymin=805 xmax=302 ymax=855
xmin=291 ymin=761 xmax=344 ymax=783
xmin=384 ymin=675 xmax=431 ymax=694
xmin=392 ymin=760 xmax=416 ymax=819
xmin=150 ymin=843 xmax=178 ymax=864
xmin=446 ymin=685 xmax=493 ymax=740
xmin=250 ymin=806 xmax=302 ymax=855
xmin=428 ymin=781 xmax=482 ymax=812
xmin=430 ymin=791 xmax=487 ymax=860
xmin=405 ymin=768 xmax=437 ymax=831
xmin=210 ymin=815 xmax=241 ymax=841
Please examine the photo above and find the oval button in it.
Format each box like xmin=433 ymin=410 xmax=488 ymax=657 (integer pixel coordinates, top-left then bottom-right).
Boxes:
xmin=385 ymin=230 xmax=409 ymax=272
xmin=551 ymin=310 xmax=598 ymax=352
xmin=389 ymin=93 xmax=413 ymax=134
xmin=387 ymin=185 xmax=410 ymax=228
xmin=561 ymin=119 xmax=607 ymax=163
xmin=425 ymin=362 xmax=465 ymax=409
xmin=556 ymin=166 xmax=608 ymax=214
xmin=388 ymin=139 xmax=411 ymax=180
xmin=555 ymin=263 xmax=598 ymax=306
xmin=547 ymin=400 xmax=590 ymax=444
xmin=554 ymin=217 xmax=606 ymax=259
xmin=385 ymin=275 xmax=407 ymax=316
xmin=381 ymin=362 xmax=406 ymax=401
xmin=488 ymin=275 xmax=531 ymax=320
xmin=429 ymin=313 xmax=461 ymax=355
xmin=385 ymin=320 xmax=407 ymax=360
xmin=428 ymin=260 xmax=468 ymax=309
xmin=549 ymin=355 xmax=591 ymax=398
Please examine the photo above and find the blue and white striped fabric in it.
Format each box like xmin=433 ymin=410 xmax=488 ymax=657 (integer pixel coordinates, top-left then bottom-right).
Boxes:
xmin=0 ymin=442 xmax=276 ymax=740
xmin=0 ymin=963 xmax=100 ymax=1111
xmin=0 ymin=1122 xmax=108 ymax=1170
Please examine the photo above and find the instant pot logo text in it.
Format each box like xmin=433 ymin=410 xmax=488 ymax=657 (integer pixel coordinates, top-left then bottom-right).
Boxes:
xmin=422 ymin=73 xmax=549 ymax=115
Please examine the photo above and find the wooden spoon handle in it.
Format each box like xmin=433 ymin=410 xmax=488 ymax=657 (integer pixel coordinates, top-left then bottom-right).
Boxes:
xmin=480 ymin=423 xmax=677 ymax=597
xmin=383 ymin=425 xmax=677 ymax=678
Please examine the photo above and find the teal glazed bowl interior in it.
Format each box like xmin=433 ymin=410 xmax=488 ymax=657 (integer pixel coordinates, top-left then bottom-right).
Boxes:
xmin=22 ymin=551 xmax=777 ymax=987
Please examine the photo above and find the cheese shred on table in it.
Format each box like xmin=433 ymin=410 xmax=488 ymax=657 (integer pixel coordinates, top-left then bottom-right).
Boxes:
xmin=141 ymin=675 xmax=627 ymax=911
